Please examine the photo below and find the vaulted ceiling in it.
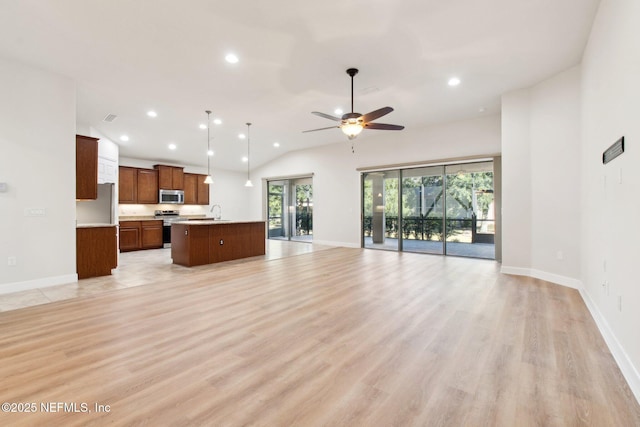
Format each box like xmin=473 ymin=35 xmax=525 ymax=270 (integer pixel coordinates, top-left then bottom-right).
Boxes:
xmin=0 ymin=0 xmax=600 ymax=171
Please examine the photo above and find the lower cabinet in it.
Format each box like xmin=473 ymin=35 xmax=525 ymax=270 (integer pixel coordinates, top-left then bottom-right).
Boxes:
xmin=77 ymin=226 xmax=118 ymax=279
xmin=119 ymin=220 xmax=163 ymax=252
xmin=171 ymin=222 xmax=266 ymax=267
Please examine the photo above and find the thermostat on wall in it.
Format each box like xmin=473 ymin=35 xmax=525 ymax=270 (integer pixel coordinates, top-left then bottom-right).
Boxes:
xmin=0 ymin=182 xmax=7 ymax=193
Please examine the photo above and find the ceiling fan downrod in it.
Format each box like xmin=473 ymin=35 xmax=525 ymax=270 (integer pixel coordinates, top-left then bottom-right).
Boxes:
xmin=346 ymin=68 xmax=358 ymax=114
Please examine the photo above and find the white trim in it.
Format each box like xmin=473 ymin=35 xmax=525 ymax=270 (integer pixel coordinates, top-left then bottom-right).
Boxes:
xmin=500 ymin=266 xmax=581 ymax=289
xmin=580 ymin=287 xmax=640 ymax=405
xmin=0 ymin=274 xmax=78 ymax=295
xmin=311 ymin=240 xmax=360 ymax=248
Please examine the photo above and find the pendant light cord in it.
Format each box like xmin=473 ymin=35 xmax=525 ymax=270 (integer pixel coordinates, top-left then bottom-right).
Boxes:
xmin=246 ymin=122 xmax=251 ymax=182
xmin=206 ymin=110 xmax=211 ymax=177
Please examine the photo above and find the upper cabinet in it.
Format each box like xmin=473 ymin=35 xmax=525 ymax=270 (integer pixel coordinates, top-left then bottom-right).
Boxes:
xmin=118 ymin=166 xmax=158 ymax=204
xmin=118 ymin=166 xmax=137 ymax=203
xmin=76 ymin=134 xmax=99 ymax=200
xmin=184 ymin=173 xmax=210 ymax=205
xmin=155 ymin=165 xmax=184 ymax=190
xmin=137 ymin=169 xmax=159 ymax=204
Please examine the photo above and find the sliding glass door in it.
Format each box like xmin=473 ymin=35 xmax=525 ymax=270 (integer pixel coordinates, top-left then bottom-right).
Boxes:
xmin=401 ymin=166 xmax=445 ymax=254
xmin=362 ymin=161 xmax=495 ymax=259
xmin=267 ymin=177 xmax=313 ymax=242
xmin=444 ymin=162 xmax=495 ymax=258
xmin=363 ymin=170 xmax=399 ymax=250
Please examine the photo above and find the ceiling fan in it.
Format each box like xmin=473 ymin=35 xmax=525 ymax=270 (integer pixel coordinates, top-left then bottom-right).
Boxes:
xmin=303 ymin=68 xmax=405 ymax=140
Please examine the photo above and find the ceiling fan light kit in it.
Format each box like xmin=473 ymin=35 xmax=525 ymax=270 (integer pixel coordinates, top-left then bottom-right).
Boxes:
xmin=303 ymin=68 xmax=404 ymax=142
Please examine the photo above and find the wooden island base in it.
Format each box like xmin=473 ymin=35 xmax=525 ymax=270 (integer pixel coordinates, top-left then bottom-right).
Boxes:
xmin=171 ymin=221 xmax=265 ymax=267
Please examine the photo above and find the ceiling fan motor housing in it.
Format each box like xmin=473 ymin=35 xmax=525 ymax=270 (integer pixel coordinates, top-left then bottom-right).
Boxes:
xmin=342 ymin=112 xmax=362 ymax=121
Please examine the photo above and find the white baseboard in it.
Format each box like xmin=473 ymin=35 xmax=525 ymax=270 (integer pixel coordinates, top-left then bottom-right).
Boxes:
xmin=311 ymin=240 xmax=360 ymax=248
xmin=501 ymin=265 xmax=640 ymax=405
xmin=500 ymin=265 xmax=582 ymax=289
xmin=0 ymin=274 xmax=78 ymax=295
xmin=580 ymin=287 xmax=640 ymax=405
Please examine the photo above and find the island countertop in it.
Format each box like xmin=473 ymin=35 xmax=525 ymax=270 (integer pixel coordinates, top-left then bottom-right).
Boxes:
xmin=172 ymin=219 xmax=264 ymax=226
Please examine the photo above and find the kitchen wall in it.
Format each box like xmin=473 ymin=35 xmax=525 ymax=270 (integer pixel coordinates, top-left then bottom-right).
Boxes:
xmin=119 ymin=157 xmax=250 ymax=220
xmin=250 ymin=114 xmax=502 ymax=247
xmin=0 ymin=57 xmax=77 ymax=292
xmin=76 ymin=183 xmax=114 ymax=224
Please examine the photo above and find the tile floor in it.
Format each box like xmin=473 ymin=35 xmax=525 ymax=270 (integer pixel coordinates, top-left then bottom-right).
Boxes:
xmin=0 ymin=240 xmax=333 ymax=313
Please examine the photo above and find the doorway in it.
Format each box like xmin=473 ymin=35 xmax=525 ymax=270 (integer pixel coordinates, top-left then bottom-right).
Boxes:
xmin=267 ymin=177 xmax=313 ymax=242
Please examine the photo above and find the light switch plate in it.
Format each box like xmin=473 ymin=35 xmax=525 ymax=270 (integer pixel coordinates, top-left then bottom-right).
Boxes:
xmin=0 ymin=182 xmax=7 ymax=192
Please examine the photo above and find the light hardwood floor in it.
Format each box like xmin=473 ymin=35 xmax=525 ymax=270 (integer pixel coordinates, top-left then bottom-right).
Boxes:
xmin=1 ymin=244 xmax=639 ymax=426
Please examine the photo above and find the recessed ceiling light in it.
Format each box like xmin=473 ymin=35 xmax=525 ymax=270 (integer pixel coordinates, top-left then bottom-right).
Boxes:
xmin=120 ymin=135 xmax=129 ymax=142
xmin=147 ymin=110 xmax=157 ymax=118
xmin=334 ymin=108 xmax=343 ymax=115
xmin=273 ymin=142 xmax=280 ymax=148
xmin=448 ymin=77 xmax=461 ymax=87
xmin=207 ymin=150 xmax=214 ymax=156
xmin=225 ymin=53 xmax=239 ymax=64
xmin=238 ymin=133 xmax=246 ymax=139
xmin=168 ymin=143 xmax=177 ymax=150
xmin=199 ymin=123 xmax=207 ymax=129
xmin=241 ymin=156 xmax=248 ymax=162
xmin=478 ymin=107 xmax=486 ymax=113
xmin=213 ymin=118 xmax=222 ymax=125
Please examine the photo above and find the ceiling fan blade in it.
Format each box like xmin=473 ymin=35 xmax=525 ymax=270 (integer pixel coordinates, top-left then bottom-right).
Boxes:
xmin=311 ymin=111 xmax=342 ymax=122
xmin=361 ymin=107 xmax=393 ymax=123
xmin=365 ymin=122 xmax=405 ymax=131
xmin=302 ymin=125 xmax=340 ymax=133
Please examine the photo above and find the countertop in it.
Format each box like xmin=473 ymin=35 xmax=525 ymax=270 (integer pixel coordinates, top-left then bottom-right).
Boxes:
xmin=76 ymin=223 xmax=117 ymax=228
xmin=118 ymin=216 xmax=161 ymax=222
xmin=172 ymin=220 xmax=265 ymax=226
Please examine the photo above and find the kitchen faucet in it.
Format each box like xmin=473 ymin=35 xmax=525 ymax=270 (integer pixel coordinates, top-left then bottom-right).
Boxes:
xmin=210 ymin=204 xmax=222 ymax=220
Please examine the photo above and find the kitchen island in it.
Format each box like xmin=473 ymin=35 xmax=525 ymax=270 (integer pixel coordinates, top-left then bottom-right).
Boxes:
xmin=171 ymin=220 xmax=266 ymax=267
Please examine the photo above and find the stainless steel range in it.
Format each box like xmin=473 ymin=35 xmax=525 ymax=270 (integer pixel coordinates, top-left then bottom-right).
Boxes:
xmin=154 ymin=210 xmax=185 ymax=248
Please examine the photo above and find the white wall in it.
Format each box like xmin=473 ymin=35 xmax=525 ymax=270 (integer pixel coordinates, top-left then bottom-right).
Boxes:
xmin=118 ymin=157 xmax=250 ymax=220
xmin=501 ymin=90 xmax=533 ymax=270
xmin=252 ymin=115 xmax=501 ymax=247
xmin=580 ymin=0 xmax=640 ymax=399
xmin=0 ymin=57 xmax=77 ymax=292
xmin=501 ymin=67 xmax=582 ymax=287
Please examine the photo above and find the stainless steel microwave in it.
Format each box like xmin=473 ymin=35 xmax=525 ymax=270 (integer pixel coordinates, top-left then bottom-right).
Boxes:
xmin=159 ymin=189 xmax=184 ymax=204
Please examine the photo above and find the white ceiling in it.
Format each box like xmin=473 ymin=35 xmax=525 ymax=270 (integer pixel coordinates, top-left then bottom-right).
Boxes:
xmin=0 ymin=0 xmax=600 ymax=172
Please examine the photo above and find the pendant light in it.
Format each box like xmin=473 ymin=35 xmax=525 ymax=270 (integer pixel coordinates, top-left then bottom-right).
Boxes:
xmin=204 ymin=110 xmax=213 ymax=184
xmin=244 ymin=122 xmax=253 ymax=187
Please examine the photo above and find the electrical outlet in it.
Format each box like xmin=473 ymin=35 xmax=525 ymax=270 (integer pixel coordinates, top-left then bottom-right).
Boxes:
xmin=556 ymin=251 xmax=564 ymax=261
xmin=7 ymin=256 xmax=16 ymax=266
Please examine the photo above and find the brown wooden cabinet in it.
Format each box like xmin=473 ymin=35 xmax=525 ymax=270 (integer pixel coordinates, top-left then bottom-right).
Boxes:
xmin=155 ymin=165 xmax=184 ymax=190
xmin=118 ymin=166 xmax=138 ymax=203
xmin=141 ymin=220 xmax=163 ymax=249
xmin=198 ymin=177 xmax=210 ymax=205
xmin=137 ymin=169 xmax=158 ymax=204
xmin=119 ymin=221 xmax=141 ymax=251
xmin=171 ymin=222 xmax=265 ymax=267
xmin=183 ymin=173 xmax=210 ymax=205
xmin=76 ymin=135 xmax=99 ymax=200
xmin=118 ymin=167 xmax=159 ymax=204
xmin=119 ymin=220 xmax=163 ymax=251
xmin=77 ymin=226 xmax=117 ymax=279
